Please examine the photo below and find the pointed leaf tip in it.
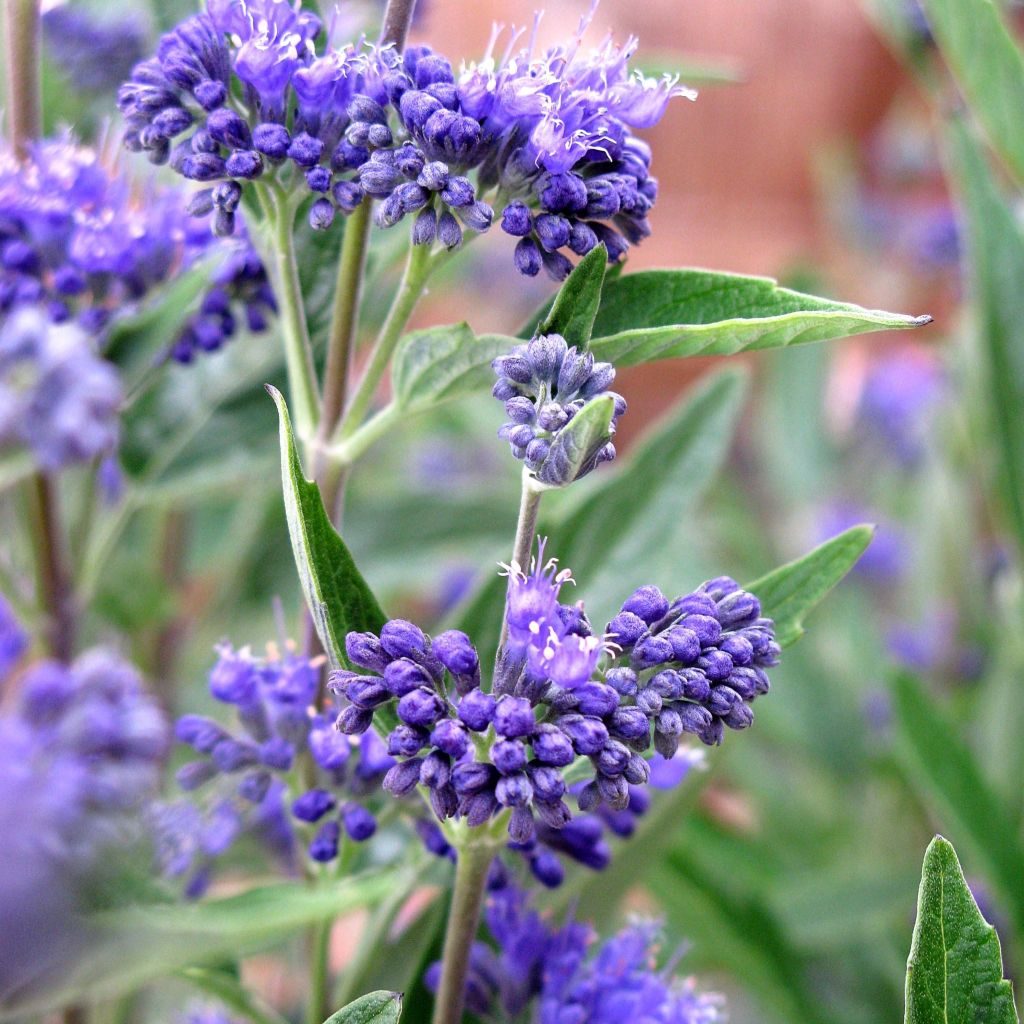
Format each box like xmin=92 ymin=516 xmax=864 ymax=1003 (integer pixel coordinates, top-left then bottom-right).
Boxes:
xmin=322 ymin=990 xmax=403 ymax=1024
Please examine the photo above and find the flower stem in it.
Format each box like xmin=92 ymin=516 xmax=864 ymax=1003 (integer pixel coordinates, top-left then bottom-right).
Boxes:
xmin=380 ymin=0 xmax=418 ymax=47
xmin=317 ymin=198 xmax=373 ymax=460
xmin=27 ymin=473 xmax=75 ymax=662
xmin=498 ymin=471 xmax=544 ymax=647
xmin=333 ymin=240 xmax=433 ymax=444
xmin=307 ymin=915 xmax=333 ymax=1024
xmin=3 ymin=0 xmax=41 ymax=158
xmin=256 ymin=185 xmax=320 ymax=445
xmin=430 ymin=840 xmax=496 ymax=1024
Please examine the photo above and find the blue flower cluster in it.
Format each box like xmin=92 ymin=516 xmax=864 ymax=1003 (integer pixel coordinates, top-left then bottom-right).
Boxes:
xmin=162 ymin=643 xmax=392 ymax=895
xmin=0 ymin=309 xmax=121 ymax=471
xmin=333 ymin=541 xmax=776 ymax=847
xmin=119 ymin=0 xmax=690 ymax=277
xmin=493 ymin=333 xmax=624 ymax=481
xmin=426 ymin=882 xmax=723 ymax=1023
xmin=0 ymin=133 xmax=274 ymax=364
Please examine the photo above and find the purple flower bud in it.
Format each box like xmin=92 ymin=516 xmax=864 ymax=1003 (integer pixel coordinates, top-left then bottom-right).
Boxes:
xmin=412 ymin=207 xmax=437 ymax=245
xmin=430 ymin=719 xmax=469 ymax=758
xmin=496 ymin=772 xmax=533 ymax=807
xmin=621 ymin=585 xmax=670 ymax=624
xmin=531 ymin=723 xmax=575 ymax=766
xmin=418 ymin=160 xmax=449 ymax=191
xmin=575 ymin=682 xmax=618 ymax=718
xmin=716 ymin=590 xmax=761 ymax=628
xmin=493 ymin=696 xmax=535 ymax=738
xmin=420 ymin=750 xmax=452 ymax=789
xmin=677 ymin=703 xmax=714 ymax=737
xmin=556 ymin=347 xmax=594 ymax=396
xmin=259 ymin=736 xmax=294 ymax=770
xmin=342 ymin=803 xmax=376 ymax=841
xmin=462 ymin=790 xmax=498 ymax=826
xmin=666 ymin=626 xmax=701 ymax=664
xmin=287 ymin=132 xmax=324 ymax=168
xmin=182 ymin=152 xmax=226 ymax=181
xmin=625 ymin=755 xmax=651 ymax=786
xmin=253 ymin=122 xmax=290 ymax=159
xmin=526 ymin=333 xmax=568 ymax=381
xmin=384 ymin=658 xmax=432 ymax=697
xmin=724 ymin=702 xmax=754 ymax=729
xmin=380 ymin=619 xmax=429 ymax=659
xmin=677 ymin=592 xmax=718 ymax=617
xmin=207 ymin=107 xmax=251 ymax=149
xmin=514 ymin=237 xmax=542 ymax=276
xmin=309 ymin=820 xmax=340 ymax=861
xmin=383 ymin=758 xmax=424 ymax=795
xmin=432 ymin=630 xmax=479 ymax=677
xmin=336 ymin=704 xmax=374 ymax=735
xmin=631 ymin=634 xmax=674 ymax=669
xmin=535 ymin=213 xmax=570 ymax=252
xmin=333 ymin=180 xmax=363 ymax=213
xmin=239 ymin=769 xmax=272 ymax=802
xmin=720 ymin=634 xmax=754 ymax=667
xmin=597 ymin=739 xmax=631 ymax=776
xmin=306 ymin=166 xmax=331 ymax=193
xmin=637 ymin=686 xmax=662 ymax=716
xmin=527 ymin=765 xmax=566 ymax=802
xmin=345 ymin=632 xmax=390 ymax=673
xmin=605 ymin=667 xmax=639 ymax=696
xmin=456 ymin=200 xmax=493 ymax=232
xmin=437 ymin=210 xmax=462 ymax=248
xmin=224 ymin=150 xmax=262 ymax=178
xmin=698 ymin=650 xmax=734 ymax=682
xmin=388 ymin=724 xmax=430 ymax=757
xmin=458 ymin=688 xmax=496 ymax=731
xmin=535 ymin=799 xmax=573 ymax=830
xmin=508 ymin=805 xmax=535 ymax=843
xmin=678 ymin=668 xmax=712 ymax=702
xmin=491 ymin=738 xmax=527 ymax=774
xmin=452 ymin=760 xmax=495 ymax=794
xmin=346 ymin=676 xmax=390 ymax=709
xmin=194 ymin=79 xmax=227 ymax=111
xmin=557 ymin=714 xmax=608 ymax=755
xmin=309 ymin=198 xmax=335 ymax=230
xmin=292 ymin=789 xmax=336 ymax=823
xmin=568 ymin=221 xmax=599 ymax=255
xmin=212 ymin=738 xmax=259 ymax=771
xmin=176 ymin=760 xmax=218 ymax=790
xmin=400 ymin=90 xmax=442 ymax=130
xmin=176 ymin=714 xmax=226 ymax=753
xmin=397 ymin=687 xmax=445 ymax=727
xmin=530 ymin=851 xmax=565 ymax=888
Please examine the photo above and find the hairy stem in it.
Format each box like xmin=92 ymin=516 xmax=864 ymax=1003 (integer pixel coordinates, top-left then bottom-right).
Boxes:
xmin=380 ymin=0 xmax=418 ymax=47
xmin=28 ymin=474 xmax=75 ymax=662
xmin=317 ymin=199 xmax=373 ymax=461
xmin=430 ymin=840 xmax=495 ymax=1024
xmin=333 ymin=240 xmax=433 ymax=444
xmin=498 ymin=472 xmax=544 ymax=647
xmin=3 ymin=0 xmax=41 ymax=157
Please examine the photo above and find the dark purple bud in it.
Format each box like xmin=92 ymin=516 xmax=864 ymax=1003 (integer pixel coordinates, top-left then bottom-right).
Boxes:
xmin=720 ymin=634 xmax=754 ymax=667
xmin=605 ymin=667 xmax=639 ymax=696
xmin=383 ymin=757 xmax=424 ymax=796
xmin=207 ymin=107 xmax=251 ymax=149
xmin=388 ymin=724 xmax=430 ymax=757
xmin=367 ymin=123 xmax=393 ymax=148
xmin=456 ymin=200 xmax=493 ymax=232
xmin=333 ymin=180 xmax=363 ymax=213
xmin=309 ymin=820 xmax=340 ymax=862
xmin=678 ymin=668 xmax=712 ymax=702
xmin=576 ymin=682 xmax=619 ymax=717
xmin=400 ymin=89 xmax=442 ymax=130
xmin=727 ymin=667 xmax=762 ymax=700
xmin=631 ymin=634 xmax=674 ymax=669
xmin=176 ymin=760 xmax=218 ymax=791
xmin=176 ymin=714 xmax=226 ymax=753
xmin=333 ymin=138 xmax=370 ymax=171
xmin=306 ymin=165 xmax=332 ymax=193
xmin=384 ymin=658 xmax=432 ymax=697
xmin=224 ymin=150 xmax=263 ymax=178
xmin=698 ymin=650 xmax=734 ymax=682
xmin=526 ymin=333 xmax=568 ymax=382
xmin=152 ymin=106 xmax=193 ymax=138
xmin=452 ymin=760 xmax=495 ymax=794
xmin=420 ymin=750 xmax=452 ymax=789
xmin=430 ymin=719 xmax=469 ymax=758
xmin=345 ymin=631 xmax=390 ymax=672
xmin=458 ymin=688 xmax=496 ymax=731
xmin=336 ymin=704 xmax=374 ymax=735
xmin=505 ymin=396 xmax=536 ymax=424
xmin=637 ymin=687 xmax=662 ymax=716
xmin=492 ymin=353 xmax=533 ymax=385
xmin=678 ymin=703 xmax=714 ymax=737
xmin=239 ymin=770 xmax=272 ymax=803
xmin=677 ymin=592 xmax=718 ymax=617
xmin=530 ymin=851 xmax=565 ymax=887
xmin=656 ymin=707 xmax=683 ymax=737
xmin=542 ymin=249 xmax=573 ymax=281
xmin=597 ymin=773 xmax=629 ymax=809
xmin=182 ymin=153 xmax=226 ymax=181
xmin=380 ymin=619 xmax=428 ymax=659
xmin=508 ymin=805 xmax=535 ymax=843
xmin=493 ymin=696 xmax=535 ymax=738
xmin=342 ymin=803 xmax=376 ymax=841
xmin=287 ymin=132 xmax=324 ymax=168
xmin=680 ymin=614 xmax=722 ymax=646
xmin=514 ymin=237 xmax=542 ymax=276
xmin=491 ymin=738 xmax=527 ymax=774
xmin=608 ymin=707 xmax=650 ymax=745
xmin=556 ymin=347 xmax=594 ymax=396
xmin=430 ymin=784 xmax=459 ymax=821
xmin=666 ymin=626 xmax=701 ymax=664
xmin=433 ymin=629 xmax=479 ymax=678
xmin=537 ymin=171 xmax=588 ymax=213
xmin=501 ymin=200 xmax=532 ymax=236
xmin=717 ymin=590 xmax=761 ymax=628
xmin=524 ymin=438 xmax=550 ymax=467
xmin=253 ymin=122 xmax=290 ymax=159
xmin=309 ymin=198 xmax=336 ymax=230
xmin=292 ymin=789 xmax=336 ymax=822
xmin=346 ymin=676 xmax=390 ymax=709
xmin=700 ymin=717 xmax=726 ymax=746
xmin=260 ymin=736 xmax=294 ymax=770
xmin=212 ymin=738 xmax=259 ymax=771
xmin=534 ymin=213 xmax=570 ymax=252
xmin=463 ymin=791 xmax=498 ymax=826
xmin=412 ymin=207 xmax=437 ymax=245
xmin=624 ymin=755 xmax=650 ymax=786
xmin=397 ymin=687 xmax=446 ymax=727
xmin=535 ymin=799 xmax=573 ymax=830
xmin=194 ymin=79 xmax=227 ymax=111
xmin=577 ymin=780 xmax=600 ymax=812
xmin=622 ymin=585 xmax=670 ymax=624
xmin=431 ymin=210 xmax=458 ymax=248
xmin=702 ymin=576 xmax=741 ymax=600
xmin=597 ymin=739 xmax=631 ymax=777
xmin=557 ymin=714 xmax=608 ymax=755
xmin=496 ymin=772 xmax=533 ymax=807
xmin=568 ymin=221 xmax=599 ymax=255
xmin=417 ymin=160 xmax=449 ymax=191
xmin=724 ymin=703 xmax=755 ymax=729
xmin=393 ymin=141 xmax=425 ymax=177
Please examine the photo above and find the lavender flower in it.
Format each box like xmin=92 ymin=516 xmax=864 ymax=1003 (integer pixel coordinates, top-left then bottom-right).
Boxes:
xmin=160 ymin=642 xmax=390 ymax=894
xmin=119 ymin=2 xmax=688 ymax=274
xmin=493 ymin=333 xmax=625 ymax=481
xmin=0 ymin=133 xmax=274 ymax=364
xmin=426 ymin=883 xmax=723 ymax=1023
xmin=333 ymin=541 xmax=777 ymax=845
xmin=0 ymin=618 xmax=168 ymax=996
xmin=0 ymin=309 xmax=122 ymax=470
xmin=0 ymin=592 xmax=28 ymax=678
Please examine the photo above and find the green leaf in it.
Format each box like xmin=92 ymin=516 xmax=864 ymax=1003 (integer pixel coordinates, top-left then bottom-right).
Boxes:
xmin=323 ymin=991 xmax=403 ymax=1024
xmin=391 ymin=324 xmax=512 ymax=412
xmin=905 ymin=836 xmax=1018 ymax=1024
xmin=535 ymin=393 xmax=615 ymax=487
xmin=945 ymin=117 xmax=1024 ymax=556
xmin=919 ymin=0 xmax=1024 ymax=186
xmin=585 ymin=269 xmax=929 ymax=368
xmin=267 ymin=386 xmax=386 ymax=666
xmin=536 ymin=243 xmax=608 ymax=349
xmin=1 ymin=874 xmax=394 ymax=1019
xmin=892 ymin=673 xmax=1024 ymax=935
xmin=746 ymin=525 xmax=873 ymax=648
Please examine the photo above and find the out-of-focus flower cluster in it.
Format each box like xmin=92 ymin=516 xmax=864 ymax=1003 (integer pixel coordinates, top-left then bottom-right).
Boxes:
xmin=333 ymin=541 xmax=777 ymax=855
xmin=119 ymin=0 xmax=691 ymax=277
xmin=0 ymin=133 xmax=274 ymax=365
xmin=157 ymin=643 xmax=392 ymax=897
xmin=43 ymin=5 xmax=148 ymax=96
xmin=0 ymin=595 xmax=167 ymax=994
xmin=426 ymin=881 xmax=724 ymax=1022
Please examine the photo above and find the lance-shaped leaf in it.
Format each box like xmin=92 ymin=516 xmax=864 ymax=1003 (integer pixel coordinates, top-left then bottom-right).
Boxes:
xmin=323 ymin=991 xmax=403 ymax=1024
xmin=534 ymin=243 xmax=608 ymax=349
xmin=584 ymin=269 xmax=929 ymax=368
xmin=267 ymin=386 xmax=386 ymax=666
xmin=919 ymin=0 xmax=1024 ymax=186
xmin=391 ymin=324 xmax=512 ymax=412
xmin=905 ymin=836 xmax=1018 ymax=1024
xmin=534 ymin=394 xmax=615 ymax=487
xmin=745 ymin=525 xmax=873 ymax=648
